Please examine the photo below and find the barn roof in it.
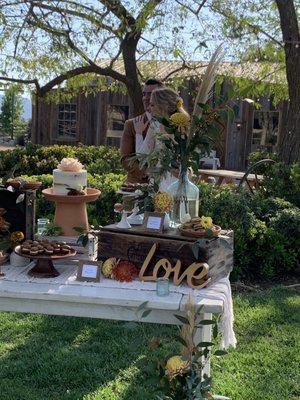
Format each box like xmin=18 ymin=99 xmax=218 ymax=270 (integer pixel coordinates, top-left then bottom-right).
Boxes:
xmin=97 ymin=59 xmax=283 ymax=83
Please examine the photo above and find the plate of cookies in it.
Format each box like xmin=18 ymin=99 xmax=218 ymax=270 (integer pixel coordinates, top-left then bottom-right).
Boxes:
xmin=15 ymin=239 xmax=76 ymax=259
xmin=179 ymin=217 xmax=221 ymax=238
xmin=118 ymin=182 xmax=148 ymax=195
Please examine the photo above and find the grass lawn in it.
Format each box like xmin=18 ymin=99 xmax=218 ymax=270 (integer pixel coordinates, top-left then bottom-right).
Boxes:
xmin=0 ymin=287 xmax=299 ymax=400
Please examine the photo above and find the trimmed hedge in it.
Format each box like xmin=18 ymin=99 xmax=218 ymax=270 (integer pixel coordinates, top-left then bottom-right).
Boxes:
xmin=20 ymin=173 xmax=125 ymax=227
xmin=0 ymin=143 xmax=122 ymax=176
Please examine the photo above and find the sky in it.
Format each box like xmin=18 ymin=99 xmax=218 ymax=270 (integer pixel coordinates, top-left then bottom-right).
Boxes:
xmin=0 ymin=0 xmax=280 ymax=98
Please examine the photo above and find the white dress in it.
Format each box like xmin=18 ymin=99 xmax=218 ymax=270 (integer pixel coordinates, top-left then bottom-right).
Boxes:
xmin=135 ymin=119 xmax=176 ymax=192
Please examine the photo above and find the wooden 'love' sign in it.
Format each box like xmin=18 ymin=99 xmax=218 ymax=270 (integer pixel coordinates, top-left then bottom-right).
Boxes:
xmin=139 ymin=243 xmax=210 ymax=289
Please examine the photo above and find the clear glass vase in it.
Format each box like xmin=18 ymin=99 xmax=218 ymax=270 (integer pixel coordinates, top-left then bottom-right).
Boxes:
xmin=167 ymin=168 xmax=199 ymax=228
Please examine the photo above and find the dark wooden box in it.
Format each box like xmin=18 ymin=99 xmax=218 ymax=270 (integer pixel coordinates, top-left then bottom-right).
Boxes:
xmin=0 ymin=189 xmax=36 ymax=239
xmin=98 ymin=225 xmax=233 ymax=286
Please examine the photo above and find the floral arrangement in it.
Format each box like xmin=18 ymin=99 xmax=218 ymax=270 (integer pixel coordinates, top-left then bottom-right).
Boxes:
xmin=153 ymin=192 xmax=174 ymax=213
xmin=152 ymin=295 xmax=228 ymax=400
xmin=136 ymin=46 xmax=228 ymax=182
xmin=102 ymin=258 xmax=138 ymax=282
xmin=57 ymin=158 xmax=83 ymax=172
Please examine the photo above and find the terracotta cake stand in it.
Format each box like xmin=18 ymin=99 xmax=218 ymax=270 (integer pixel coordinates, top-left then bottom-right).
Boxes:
xmin=42 ymin=188 xmax=101 ymax=236
xmin=15 ymin=245 xmax=77 ymax=278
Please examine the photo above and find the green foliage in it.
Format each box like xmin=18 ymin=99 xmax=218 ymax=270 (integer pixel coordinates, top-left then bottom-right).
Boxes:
xmin=0 ymin=85 xmax=24 ymax=137
xmin=198 ymin=183 xmax=300 ymax=280
xmin=0 ymin=143 xmax=122 ymax=177
xmin=248 ymin=150 xmax=279 ymax=166
xmin=262 ymin=162 xmax=300 ymax=208
xmin=20 ymin=172 xmax=125 ymax=227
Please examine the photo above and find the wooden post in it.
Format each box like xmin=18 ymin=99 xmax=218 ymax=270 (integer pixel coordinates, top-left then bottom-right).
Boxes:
xmin=25 ymin=190 xmax=36 ymax=240
xmin=239 ymin=99 xmax=254 ymax=170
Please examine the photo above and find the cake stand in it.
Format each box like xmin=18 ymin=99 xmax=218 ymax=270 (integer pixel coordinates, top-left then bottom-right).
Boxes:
xmin=15 ymin=245 xmax=76 ymax=278
xmin=42 ymin=188 xmax=101 ymax=236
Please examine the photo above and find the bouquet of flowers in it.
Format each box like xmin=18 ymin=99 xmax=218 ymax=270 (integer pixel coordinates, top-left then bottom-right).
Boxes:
xmin=135 ymin=46 xmax=232 ymax=225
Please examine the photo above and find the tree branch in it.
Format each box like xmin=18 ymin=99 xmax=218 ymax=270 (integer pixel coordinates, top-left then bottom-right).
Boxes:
xmin=30 ymin=1 xmax=118 ymax=35
xmin=39 ymin=64 xmax=127 ymax=96
xmin=0 ymin=76 xmax=40 ymax=91
xmin=27 ymin=9 xmax=99 ymax=67
xmin=174 ymin=0 xmax=208 ymax=18
xmin=162 ymin=62 xmax=204 ymax=81
xmin=99 ymin=0 xmax=135 ymax=25
xmin=210 ymin=5 xmax=283 ymax=48
xmin=136 ymin=0 xmax=164 ymax=25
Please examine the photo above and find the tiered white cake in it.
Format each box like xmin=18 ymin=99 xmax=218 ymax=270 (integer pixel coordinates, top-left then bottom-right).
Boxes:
xmin=53 ymin=158 xmax=87 ymax=195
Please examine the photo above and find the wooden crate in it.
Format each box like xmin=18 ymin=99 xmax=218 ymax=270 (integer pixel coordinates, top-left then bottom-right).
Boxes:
xmin=98 ymin=225 xmax=233 ymax=286
xmin=0 ymin=188 xmax=36 ymax=240
xmin=36 ymin=234 xmax=98 ymax=263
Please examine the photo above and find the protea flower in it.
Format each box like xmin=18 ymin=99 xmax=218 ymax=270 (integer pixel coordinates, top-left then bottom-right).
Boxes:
xmin=111 ymin=260 xmax=138 ymax=282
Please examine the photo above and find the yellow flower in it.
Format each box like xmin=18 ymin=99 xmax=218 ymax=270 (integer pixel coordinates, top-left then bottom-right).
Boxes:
xmin=102 ymin=258 xmax=119 ymax=278
xmin=153 ymin=192 xmax=173 ymax=213
xmin=10 ymin=231 xmax=24 ymax=243
xmin=165 ymin=356 xmax=189 ymax=378
xmin=170 ymin=112 xmax=190 ymax=127
xmin=200 ymin=216 xmax=213 ymax=229
xmin=176 ymin=99 xmax=184 ymax=110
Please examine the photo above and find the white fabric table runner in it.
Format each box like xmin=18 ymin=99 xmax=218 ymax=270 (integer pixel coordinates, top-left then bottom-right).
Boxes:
xmin=0 ymin=262 xmax=236 ymax=348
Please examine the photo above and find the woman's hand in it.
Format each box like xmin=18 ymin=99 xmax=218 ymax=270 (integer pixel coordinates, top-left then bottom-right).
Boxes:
xmin=133 ymin=115 xmax=149 ymax=135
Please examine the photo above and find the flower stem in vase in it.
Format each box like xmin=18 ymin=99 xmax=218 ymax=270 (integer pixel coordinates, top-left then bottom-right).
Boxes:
xmin=167 ymin=168 xmax=199 ymax=227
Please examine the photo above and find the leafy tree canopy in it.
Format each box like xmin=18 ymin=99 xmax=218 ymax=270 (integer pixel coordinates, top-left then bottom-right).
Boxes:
xmin=0 ymin=0 xmax=298 ymax=105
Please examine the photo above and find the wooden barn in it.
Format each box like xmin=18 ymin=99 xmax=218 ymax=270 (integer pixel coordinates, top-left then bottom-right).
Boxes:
xmin=31 ymin=60 xmax=283 ymax=170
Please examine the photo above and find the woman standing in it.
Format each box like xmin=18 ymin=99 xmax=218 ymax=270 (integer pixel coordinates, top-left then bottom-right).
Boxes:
xmin=137 ymin=87 xmax=190 ymax=191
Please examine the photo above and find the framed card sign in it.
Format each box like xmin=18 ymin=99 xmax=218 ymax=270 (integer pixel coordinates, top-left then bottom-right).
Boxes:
xmin=142 ymin=212 xmax=165 ymax=233
xmin=77 ymin=260 xmax=102 ymax=282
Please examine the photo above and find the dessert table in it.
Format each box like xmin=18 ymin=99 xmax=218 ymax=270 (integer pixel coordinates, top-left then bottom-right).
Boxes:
xmin=0 ymin=262 xmax=236 ymax=376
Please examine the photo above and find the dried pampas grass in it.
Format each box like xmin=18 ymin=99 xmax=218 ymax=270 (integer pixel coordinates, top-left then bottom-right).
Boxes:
xmin=192 ymin=44 xmax=224 ymax=118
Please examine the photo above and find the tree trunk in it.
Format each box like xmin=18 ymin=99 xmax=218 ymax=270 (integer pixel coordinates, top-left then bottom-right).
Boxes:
xmin=122 ymin=34 xmax=144 ymax=117
xmin=276 ymin=0 xmax=300 ymax=163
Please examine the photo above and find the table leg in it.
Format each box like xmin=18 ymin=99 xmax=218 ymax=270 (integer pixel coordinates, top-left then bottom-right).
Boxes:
xmin=216 ymin=177 xmax=224 ymax=186
xmin=54 ymin=201 xmax=88 ymax=236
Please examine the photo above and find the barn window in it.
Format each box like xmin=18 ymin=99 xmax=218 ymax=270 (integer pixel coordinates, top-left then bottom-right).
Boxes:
xmin=106 ymin=105 xmax=129 ymax=147
xmin=253 ymin=110 xmax=279 ymax=150
xmin=57 ymin=103 xmax=77 ymax=138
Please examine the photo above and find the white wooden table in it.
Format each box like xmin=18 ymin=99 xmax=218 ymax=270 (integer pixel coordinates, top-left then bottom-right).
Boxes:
xmin=0 ymin=262 xmax=225 ymax=376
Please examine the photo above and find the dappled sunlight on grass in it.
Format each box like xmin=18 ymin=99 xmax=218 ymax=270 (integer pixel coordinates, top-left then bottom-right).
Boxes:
xmin=0 ymin=287 xmax=298 ymax=399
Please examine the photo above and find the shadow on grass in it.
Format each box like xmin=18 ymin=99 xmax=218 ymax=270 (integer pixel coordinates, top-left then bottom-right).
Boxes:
xmin=233 ymin=286 xmax=300 ymax=341
xmin=0 ymin=313 xmax=177 ymax=400
xmin=212 ymin=286 xmax=300 ymax=400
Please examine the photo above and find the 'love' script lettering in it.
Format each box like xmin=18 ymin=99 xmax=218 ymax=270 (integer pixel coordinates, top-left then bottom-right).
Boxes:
xmin=139 ymin=244 xmax=210 ymax=289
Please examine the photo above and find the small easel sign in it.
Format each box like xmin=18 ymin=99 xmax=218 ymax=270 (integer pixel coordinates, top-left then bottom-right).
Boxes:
xmin=142 ymin=212 xmax=165 ymax=233
xmin=76 ymin=260 xmax=102 ymax=282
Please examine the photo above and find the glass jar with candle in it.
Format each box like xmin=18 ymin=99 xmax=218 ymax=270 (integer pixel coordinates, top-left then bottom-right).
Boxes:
xmin=156 ymin=278 xmax=170 ymax=296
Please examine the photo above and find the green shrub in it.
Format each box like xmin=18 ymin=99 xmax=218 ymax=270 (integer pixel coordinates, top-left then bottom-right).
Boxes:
xmin=20 ymin=172 xmax=125 ymax=227
xmin=262 ymin=162 xmax=300 ymax=207
xmin=0 ymin=143 xmax=122 ymax=177
xmin=248 ymin=149 xmax=278 ymax=166
xmin=198 ymin=183 xmax=299 ymax=280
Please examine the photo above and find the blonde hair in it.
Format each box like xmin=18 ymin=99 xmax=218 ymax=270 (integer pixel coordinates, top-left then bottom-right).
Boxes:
xmin=151 ymin=88 xmax=189 ymax=118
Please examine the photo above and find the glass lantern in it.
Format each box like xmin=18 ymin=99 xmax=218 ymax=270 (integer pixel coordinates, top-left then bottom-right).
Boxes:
xmin=167 ymin=168 xmax=199 ymax=228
